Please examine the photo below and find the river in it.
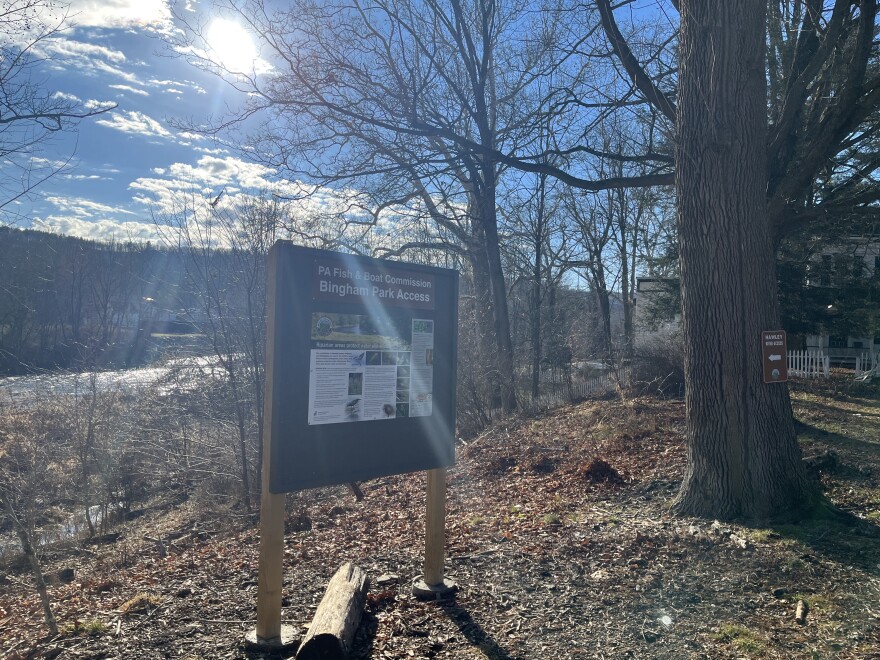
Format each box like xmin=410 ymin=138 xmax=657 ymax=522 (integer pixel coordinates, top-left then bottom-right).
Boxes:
xmin=0 ymin=355 xmax=230 ymax=558
xmin=0 ymin=355 xmax=228 ymax=406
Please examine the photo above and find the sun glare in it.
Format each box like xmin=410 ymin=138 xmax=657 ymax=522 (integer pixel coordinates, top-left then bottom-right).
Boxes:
xmin=206 ymin=19 xmax=257 ymax=73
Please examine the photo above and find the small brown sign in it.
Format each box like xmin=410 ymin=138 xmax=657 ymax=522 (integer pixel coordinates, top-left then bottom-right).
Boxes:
xmin=761 ymin=330 xmax=788 ymax=383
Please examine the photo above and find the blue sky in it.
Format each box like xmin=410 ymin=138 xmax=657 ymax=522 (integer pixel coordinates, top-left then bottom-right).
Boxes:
xmin=2 ymin=0 xmax=310 ymax=242
xmin=3 ymin=0 xmax=671 ymax=246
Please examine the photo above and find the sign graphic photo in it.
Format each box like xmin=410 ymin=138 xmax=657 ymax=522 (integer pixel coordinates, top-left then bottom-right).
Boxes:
xmin=264 ymin=243 xmax=459 ymax=493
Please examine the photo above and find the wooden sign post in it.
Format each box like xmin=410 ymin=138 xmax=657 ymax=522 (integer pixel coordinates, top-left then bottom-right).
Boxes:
xmin=412 ymin=467 xmax=456 ymax=598
xmin=246 ymin=248 xmax=297 ymax=650
xmin=252 ymin=489 xmax=291 ymax=645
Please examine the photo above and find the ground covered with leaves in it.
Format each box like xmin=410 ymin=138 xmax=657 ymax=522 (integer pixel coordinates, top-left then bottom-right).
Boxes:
xmin=2 ymin=383 xmax=879 ymax=659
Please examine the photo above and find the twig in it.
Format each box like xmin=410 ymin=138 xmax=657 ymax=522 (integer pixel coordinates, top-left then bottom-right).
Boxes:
xmin=2 ymin=638 xmax=25 ymax=657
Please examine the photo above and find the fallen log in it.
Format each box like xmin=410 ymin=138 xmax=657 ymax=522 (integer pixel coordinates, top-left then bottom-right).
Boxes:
xmin=297 ymin=562 xmax=369 ymax=660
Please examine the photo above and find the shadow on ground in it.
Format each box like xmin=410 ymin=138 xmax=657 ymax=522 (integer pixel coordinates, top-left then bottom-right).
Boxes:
xmin=441 ymin=601 xmax=515 ymax=660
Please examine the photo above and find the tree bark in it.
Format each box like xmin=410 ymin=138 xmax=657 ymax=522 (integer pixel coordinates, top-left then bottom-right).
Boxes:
xmin=476 ymin=176 xmax=518 ymax=413
xmin=467 ymin=227 xmax=503 ymax=409
xmin=672 ymin=0 xmax=818 ymax=521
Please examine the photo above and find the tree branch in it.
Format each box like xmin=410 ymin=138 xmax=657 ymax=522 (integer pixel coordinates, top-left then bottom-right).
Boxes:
xmin=595 ymin=0 xmax=676 ymax=123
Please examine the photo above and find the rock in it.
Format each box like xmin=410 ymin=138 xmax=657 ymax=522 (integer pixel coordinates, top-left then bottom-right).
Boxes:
xmin=772 ymin=587 xmax=787 ymax=599
xmin=375 ymin=574 xmax=399 ymax=586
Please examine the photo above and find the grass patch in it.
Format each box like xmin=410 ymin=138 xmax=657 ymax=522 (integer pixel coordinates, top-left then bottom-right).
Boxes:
xmin=789 ymin=592 xmax=834 ymax=611
xmin=711 ymin=624 xmax=766 ymax=656
xmin=63 ymin=618 xmax=108 ymax=637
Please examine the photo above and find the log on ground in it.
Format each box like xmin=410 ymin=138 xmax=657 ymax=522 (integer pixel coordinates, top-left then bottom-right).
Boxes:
xmin=296 ymin=562 xmax=369 ymax=660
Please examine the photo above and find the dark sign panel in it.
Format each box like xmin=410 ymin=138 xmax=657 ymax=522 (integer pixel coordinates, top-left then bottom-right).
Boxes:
xmin=265 ymin=243 xmax=458 ymax=493
xmin=761 ymin=330 xmax=788 ymax=384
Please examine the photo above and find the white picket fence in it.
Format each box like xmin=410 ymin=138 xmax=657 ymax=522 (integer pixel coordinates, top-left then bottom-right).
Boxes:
xmin=854 ymin=351 xmax=879 ymax=379
xmin=787 ymin=350 xmax=829 ymax=378
xmin=522 ymin=367 xmax=630 ymax=413
xmin=787 ymin=350 xmax=879 ymax=379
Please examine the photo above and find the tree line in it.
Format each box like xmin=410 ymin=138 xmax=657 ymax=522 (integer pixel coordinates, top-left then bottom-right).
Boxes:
xmin=0 ymin=228 xmax=195 ymax=374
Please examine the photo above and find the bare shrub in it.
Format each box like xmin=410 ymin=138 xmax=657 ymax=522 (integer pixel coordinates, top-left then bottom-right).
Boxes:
xmin=631 ymin=331 xmax=686 ymax=397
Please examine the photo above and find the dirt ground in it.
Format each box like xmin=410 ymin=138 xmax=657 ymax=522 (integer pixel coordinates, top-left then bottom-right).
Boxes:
xmin=2 ymin=381 xmax=879 ymax=659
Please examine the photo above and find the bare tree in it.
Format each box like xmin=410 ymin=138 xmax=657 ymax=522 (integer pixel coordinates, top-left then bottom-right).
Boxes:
xmin=0 ymin=405 xmax=65 ymax=635
xmin=159 ymin=193 xmax=282 ymax=510
xmin=0 ymin=0 xmax=115 ymax=221
xmin=171 ymin=0 xmax=593 ymax=412
xmin=502 ymin=168 xmax=574 ymax=399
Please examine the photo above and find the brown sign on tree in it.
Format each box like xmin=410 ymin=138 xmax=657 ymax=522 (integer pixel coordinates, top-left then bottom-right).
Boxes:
xmin=761 ymin=330 xmax=788 ymax=384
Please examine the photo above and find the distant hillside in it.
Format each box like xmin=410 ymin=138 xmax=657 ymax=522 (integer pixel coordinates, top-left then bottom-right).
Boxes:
xmin=0 ymin=227 xmax=206 ymax=374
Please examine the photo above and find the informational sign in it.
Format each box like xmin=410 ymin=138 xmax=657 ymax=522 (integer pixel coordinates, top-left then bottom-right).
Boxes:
xmin=761 ymin=330 xmax=788 ymax=383
xmin=307 ymin=315 xmax=435 ymax=425
xmin=264 ymin=243 xmax=458 ymax=492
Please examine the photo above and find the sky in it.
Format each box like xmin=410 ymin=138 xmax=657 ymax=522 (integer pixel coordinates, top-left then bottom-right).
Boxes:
xmin=2 ymin=0 xmax=669 ymax=247
xmin=1 ymin=0 xmax=305 ymax=243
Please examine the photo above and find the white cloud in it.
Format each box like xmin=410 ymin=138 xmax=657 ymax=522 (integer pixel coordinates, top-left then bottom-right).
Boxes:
xmin=44 ymin=38 xmax=127 ymax=63
xmin=193 ymin=145 xmax=229 ymax=155
xmin=176 ymin=131 xmax=208 ymax=144
xmin=165 ymin=155 xmax=277 ymax=188
xmin=109 ymin=84 xmax=149 ymax=96
xmin=85 ymin=98 xmax=117 ymax=110
xmin=52 ymin=91 xmax=83 ymax=104
xmin=90 ymin=58 xmax=141 ymax=84
xmin=61 ymin=173 xmax=107 ymax=181
xmin=37 ymin=37 xmax=141 ymax=84
xmin=147 ymin=78 xmax=207 ymax=95
xmin=95 ymin=110 xmax=171 ymax=139
xmin=45 ymin=195 xmax=137 ymax=218
xmin=30 ymin=156 xmax=73 ymax=170
xmin=67 ymin=0 xmax=173 ymax=33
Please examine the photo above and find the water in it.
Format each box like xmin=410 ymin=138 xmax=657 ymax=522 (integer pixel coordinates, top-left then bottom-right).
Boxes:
xmin=0 ymin=356 xmax=229 ymax=558
xmin=0 ymin=355 xmax=229 ymax=406
xmin=0 ymin=503 xmax=124 ymax=559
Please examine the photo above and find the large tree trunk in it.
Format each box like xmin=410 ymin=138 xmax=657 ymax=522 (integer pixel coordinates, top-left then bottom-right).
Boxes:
xmin=672 ymin=0 xmax=817 ymax=521
xmin=474 ymin=182 xmax=518 ymax=413
xmin=467 ymin=226 xmax=503 ymax=409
